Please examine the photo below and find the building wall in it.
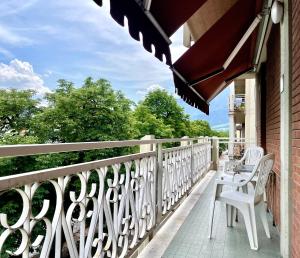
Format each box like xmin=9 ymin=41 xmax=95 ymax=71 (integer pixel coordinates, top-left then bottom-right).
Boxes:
xmin=261 ymin=25 xmax=281 ymax=226
xmin=245 ymin=79 xmax=257 ymax=146
xmin=292 ymin=0 xmax=300 ymax=256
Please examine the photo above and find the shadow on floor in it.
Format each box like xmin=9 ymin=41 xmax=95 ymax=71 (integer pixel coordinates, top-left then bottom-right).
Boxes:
xmin=162 ymin=175 xmax=281 ymax=258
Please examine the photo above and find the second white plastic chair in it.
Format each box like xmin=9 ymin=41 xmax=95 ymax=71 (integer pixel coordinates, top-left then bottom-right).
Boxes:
xmin=208 ymin=153 xmax=275 ymax=250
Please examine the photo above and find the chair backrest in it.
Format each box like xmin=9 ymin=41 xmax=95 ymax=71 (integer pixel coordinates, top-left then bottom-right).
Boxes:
xmin=254 ymin=153 xmax=275 ymax=199
xmin=243 ymin=147 xmax=264 ymax=166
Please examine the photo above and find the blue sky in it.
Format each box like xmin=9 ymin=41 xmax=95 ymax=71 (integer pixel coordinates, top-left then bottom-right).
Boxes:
xmin=0 ymin=0 xmax=229 ymax=129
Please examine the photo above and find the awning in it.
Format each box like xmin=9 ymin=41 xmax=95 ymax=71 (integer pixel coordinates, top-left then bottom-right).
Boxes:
xmin=93 ymin=0 xmax=264 ymax=114
xmin=172 ymin=0 xmax=263 ymax=114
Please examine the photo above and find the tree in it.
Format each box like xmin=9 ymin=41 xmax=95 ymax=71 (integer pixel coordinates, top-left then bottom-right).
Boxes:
xmin=140 ymin=89 xmax=190 ymax=138
xmin=133 ymin=104 xmax=173 ymax=139
xmin=188 ymin=120 xmax=213 ymax=137
xmin=0 ymin=89 xmax=39 ymax=134
xmin=211 ymin=129 xmax=229 ymax=138
xmin=30 ymin=78 xmax=137 ymax=163
xmin=32 ymin=78 xmax=135 ymax=143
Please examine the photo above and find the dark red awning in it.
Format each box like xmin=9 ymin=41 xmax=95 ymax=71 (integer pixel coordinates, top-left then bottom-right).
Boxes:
xmin=150 ymin=0 xmax=207 ymax=37
xmin=172 ymin=0 xmax=262 ymax=113
xmin=93 ymin=0 xmax=264 ymax=114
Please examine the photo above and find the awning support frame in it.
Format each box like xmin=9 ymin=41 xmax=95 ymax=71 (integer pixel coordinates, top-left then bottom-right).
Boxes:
xmin=253 ymin=1 xmax=273 ymax=71
xmin=188 ymin=68 xmax=224 ymax=88
xmin=176 ymin=14 xmax=262 ymax=103
xmin=223 ymin=14 xmax=262 ymax=69
xmin=171 ymin=67 xmax=208 ymax=103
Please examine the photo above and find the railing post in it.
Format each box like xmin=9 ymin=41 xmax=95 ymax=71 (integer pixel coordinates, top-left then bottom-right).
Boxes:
xmin=198 ymin=136 xmax=204 ymax=144
xmin=140 ymin=135 xmax=155 ymax=152
xmin=155 ymin=142 xmax=163 ymax=224
xmin=180 ymin=136 xmax=189 ymax=146
xmin=180 ymin=136 xmax=193 ymax=184
xmin=190 ymin=139 xmax=194 ymax=184
xmin=211 ymin=137 xmax=219 ymax=170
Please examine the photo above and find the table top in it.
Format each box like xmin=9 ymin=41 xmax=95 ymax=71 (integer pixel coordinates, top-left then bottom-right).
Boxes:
xmin=238 ymin=164 xmax=255 ymax=173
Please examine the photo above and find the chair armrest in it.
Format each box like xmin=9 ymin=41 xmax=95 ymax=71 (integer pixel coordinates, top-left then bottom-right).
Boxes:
xmin=215 ymin=176 xmax=247 ymax=188
xmin=223 ymin=160 xmax=243 ymax=174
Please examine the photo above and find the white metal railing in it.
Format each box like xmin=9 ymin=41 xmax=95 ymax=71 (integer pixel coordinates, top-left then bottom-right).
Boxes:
xmin=218 ymin=137 xmax=257 ymax=158
xmin=0 ymin=137 xmax=213 ymax=258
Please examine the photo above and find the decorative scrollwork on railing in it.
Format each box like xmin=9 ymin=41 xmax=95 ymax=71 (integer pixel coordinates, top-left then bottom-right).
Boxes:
xmin=0 ymin=154 xmax=156 ymax=258
xmin=161 ymin=143 xmax=211 ymax=215
xmin=0 ymin=140 xmax=211 ymax=258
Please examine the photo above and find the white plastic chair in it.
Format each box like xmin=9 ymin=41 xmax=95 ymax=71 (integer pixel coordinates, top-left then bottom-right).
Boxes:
xmin=221 ymin=146 xmax=264 ymax=194
xmin=223 ymin=146 xmax=264 ymax=176
xmin=208 ymin=153 xmax=274 ymax=250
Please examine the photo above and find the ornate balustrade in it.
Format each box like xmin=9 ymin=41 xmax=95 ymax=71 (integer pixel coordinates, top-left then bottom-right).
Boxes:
xmin=0 ymin=137 xmax=212 ymax=258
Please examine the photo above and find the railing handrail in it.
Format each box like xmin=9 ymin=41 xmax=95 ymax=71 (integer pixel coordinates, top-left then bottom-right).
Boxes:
xmin=0 ymin=137 xmax=210 ymax=158
xmin=0 ymin=151 xmax=156 ymax=191
xmin=162 ymin=142 xmax=209 ymax=154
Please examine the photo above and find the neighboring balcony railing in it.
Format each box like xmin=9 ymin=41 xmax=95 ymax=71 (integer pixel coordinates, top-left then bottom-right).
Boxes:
xmin=0 ymin=137 xmax=213 ymax=258
xmin=218 ymin=137 xmax=257 ymax=158
xmin=233 ymin=94 xmax=245 ymax=111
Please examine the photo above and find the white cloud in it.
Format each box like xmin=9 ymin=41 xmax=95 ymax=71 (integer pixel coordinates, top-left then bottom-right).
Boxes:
xmin=136 ymin=84 xmax=180 ymax=101
xmin=0 ymin=0 xmax=38 ymax=17
xmin=0 ymin=25 xmax=32 ymax=45
xmin=50 ymin=0 xmax=131 ymax=46
xmin=137 ymin=84 xmax=165 ymax=96
xmin=92 ymin=50 xmax=171 ymax=83
xmin=0 ymin=59 xmax=51 ymax=95
xmin=43 ymin=70 xmax=53 ymax=78
xmin=170 ymin=26 xmax=188 ymax=62
xmin=211 ymin=123 xmax=229 ymax=130
xmin=0 ymin=47 xmax=13 ymax=59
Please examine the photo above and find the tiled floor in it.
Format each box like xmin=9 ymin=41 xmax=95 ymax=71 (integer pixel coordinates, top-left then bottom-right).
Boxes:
xmin=162 ymin=177 xmax=281 ymax=258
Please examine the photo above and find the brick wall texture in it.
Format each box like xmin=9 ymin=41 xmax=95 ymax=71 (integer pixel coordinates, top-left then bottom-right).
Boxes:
xmin=264 ymin=25 xmax=281 ymax=226
xmin=262 ymin=2 xmax=300 ymax=256
xmin=292 ymin=0 xmax=300 ymax=257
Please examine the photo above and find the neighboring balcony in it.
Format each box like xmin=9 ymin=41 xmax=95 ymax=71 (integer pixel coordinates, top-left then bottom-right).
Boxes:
xmin=229 ymin=94 xmax=246 ymax=114
xmin=233 ymin=94 xmax=246 ymax=112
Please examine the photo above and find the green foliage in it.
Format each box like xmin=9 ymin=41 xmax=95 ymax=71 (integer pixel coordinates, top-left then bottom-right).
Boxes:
xmin=0 ymin=89 xmax=39 ymax=134
xmin=137 ymin=89 xmax=190 ymax=138
xmin=211 ymin=129 xmax=229 ymax=138
xmin=188 ymin=120 xmax=213 ymax=137
xmin=31 ymin=78 xmax=135 ymax=143
xmin=133 ymin=104 xmax=173 ymax=139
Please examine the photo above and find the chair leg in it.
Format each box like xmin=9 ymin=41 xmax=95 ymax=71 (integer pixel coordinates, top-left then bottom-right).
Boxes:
xmin=258 ymin=201 xmax=271 ymax=238
xmin=208 ymin=199 xmax=216 ymax=239
xmin=242 ymin=184 xmax=248 ymax=194
xmin=250 ymin=204 xmax=258 ymax=250
xmin=263 ymin=190 xmax=267 ymax=202
xmin=241 ymin=205 xmax=257 ymax=250
xmin=226 ymin=204 xmax=234 ymax=227
xmin=233 ymin=207 xmax=238 ymax=223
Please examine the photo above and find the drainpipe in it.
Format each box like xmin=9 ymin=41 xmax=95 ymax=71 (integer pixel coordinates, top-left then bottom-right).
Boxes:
xmin=279 ymin=0 xmax=292 ymax=257
xmin=228 ymin=82 xmax=236 ymax=158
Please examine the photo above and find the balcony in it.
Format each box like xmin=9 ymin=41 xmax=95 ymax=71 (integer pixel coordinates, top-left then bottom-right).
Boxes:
xmin=140 ymin=168 xmax=280 ymax=258
xmin=0 ymin=137 xmax=280 ymax=258
xmin=233 ymin=94 xmax=246 ymax=112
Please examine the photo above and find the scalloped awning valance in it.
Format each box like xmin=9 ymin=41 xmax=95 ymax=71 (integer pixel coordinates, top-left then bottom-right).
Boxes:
xmin=93 ymin=0 xmax=264 ymax=114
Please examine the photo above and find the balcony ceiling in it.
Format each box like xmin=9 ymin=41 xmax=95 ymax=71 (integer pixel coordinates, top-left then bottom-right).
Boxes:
xmin=186 ymin=0 xmax=239 ymax=43
xmin=93 ymin=0 xmax=263 ymax=114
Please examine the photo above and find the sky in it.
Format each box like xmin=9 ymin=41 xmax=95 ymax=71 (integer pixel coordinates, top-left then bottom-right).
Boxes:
xmin=0 ymin=0 xmax=229 ymax=130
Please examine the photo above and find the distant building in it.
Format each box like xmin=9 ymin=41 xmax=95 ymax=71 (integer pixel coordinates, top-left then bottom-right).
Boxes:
xmin=228 ymin=78 xmax=258 ymax=157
